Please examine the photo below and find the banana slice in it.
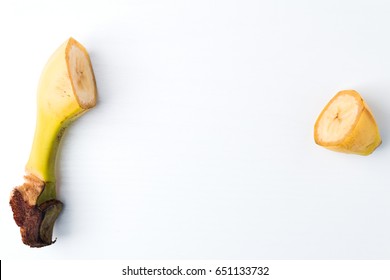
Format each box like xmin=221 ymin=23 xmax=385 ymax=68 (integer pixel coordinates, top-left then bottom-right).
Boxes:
xmin=314 ymin=90 xmax=381 ymax=155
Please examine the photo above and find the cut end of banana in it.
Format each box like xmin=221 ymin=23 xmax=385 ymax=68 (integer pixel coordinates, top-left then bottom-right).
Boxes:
xmin=66 ymin=38 xmax=97 ymax=109
xmin=314 ymin=90 xmax=381 ymax=156
xmin=315 ymin=91 xmax=362 ymax=144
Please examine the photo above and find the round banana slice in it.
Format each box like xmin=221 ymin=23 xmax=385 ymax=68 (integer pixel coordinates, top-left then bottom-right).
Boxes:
xmin=314 ymin=90 xmax=381 ymax=155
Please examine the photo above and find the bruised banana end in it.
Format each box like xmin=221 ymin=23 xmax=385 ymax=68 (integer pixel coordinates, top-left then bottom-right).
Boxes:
xmin=314 ymin=90 xmax=381 ymax=156
xmin=10 ymin=38 xmax=97 ymax=247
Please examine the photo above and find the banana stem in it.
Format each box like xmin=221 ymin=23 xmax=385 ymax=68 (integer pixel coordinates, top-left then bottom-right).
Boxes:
xmin=26 ymin=112 xmax=67 ymax=204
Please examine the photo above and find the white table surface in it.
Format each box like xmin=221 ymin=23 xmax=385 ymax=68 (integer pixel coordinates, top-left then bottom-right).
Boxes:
xmin=1 ymin=0 xmax=390 ymax=259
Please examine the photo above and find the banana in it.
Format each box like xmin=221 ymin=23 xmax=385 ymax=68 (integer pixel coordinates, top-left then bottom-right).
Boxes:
xmin=10 ymin=38 xmax=97 ymax=247
xmin=314 ymin=90 xmax=381 ymax=156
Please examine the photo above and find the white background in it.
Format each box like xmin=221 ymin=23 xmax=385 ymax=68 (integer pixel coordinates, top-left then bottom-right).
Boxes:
xmin=1 ymin=0 xmax=390 ymax=259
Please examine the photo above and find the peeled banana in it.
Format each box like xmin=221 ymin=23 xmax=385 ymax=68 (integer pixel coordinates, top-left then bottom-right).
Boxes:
xmin=10 ymin=38 xmax=97 ymax=247
xmin=314 ymin=90 xmax=381 ymax=156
